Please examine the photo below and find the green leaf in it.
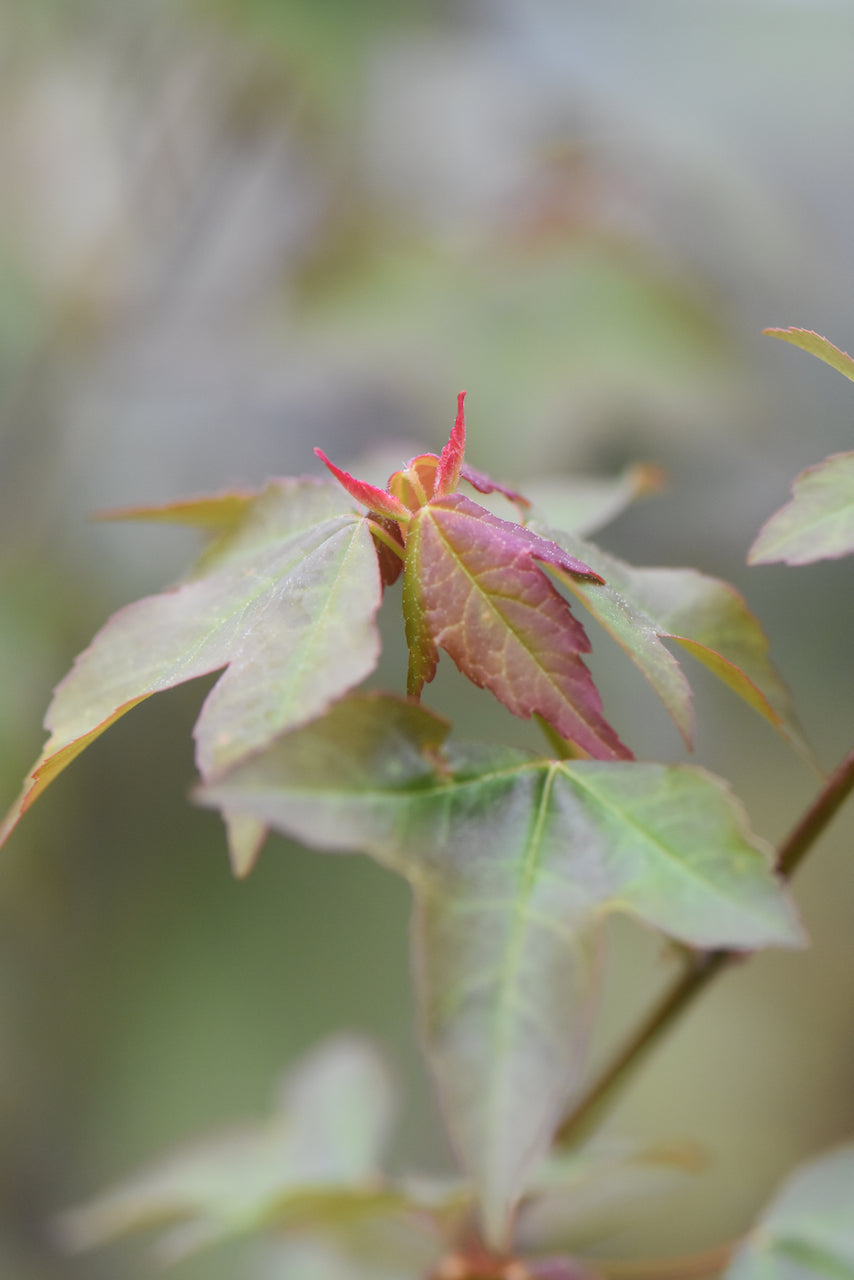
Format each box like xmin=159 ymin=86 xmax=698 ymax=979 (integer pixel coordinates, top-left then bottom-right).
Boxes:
xmin=95 ymin=490 xmax=258 ymax=531
xmin=0 ymin=480 xmax=383 ymax=854
xmin=523 ymin=464 xmax=666 ymax=538
xmin=198 ymin=695 xmax=803 ymax=1247
xmin=748 ymin=451 xmax=854 ymax=567
xmin=534 ymin=524 xmax=807 ymax=757
xmin=519 ymin=1138 xmax=704 ymax=1256
xmin=726 ymin=1144 xmax=854 ymax=1280
xmin=260 ymin=1230 xmax=437 ymax=1280
xmin=57 ymin=1036 xmax=402 ymax=1262
xmin=764 ymin=327 xmax=854 ymax=384
xmin=224 ymin=812 xmax=270 ymax=879
xmin=59 ymin=1036 xmax=464 ymax=1274
xmin=403 ymin=494 xmax=631 ymax=761
xmin=622 ymin=564 xmax=804 ymax=749
xmin=749 ymin=328 xmax=854 ymax=567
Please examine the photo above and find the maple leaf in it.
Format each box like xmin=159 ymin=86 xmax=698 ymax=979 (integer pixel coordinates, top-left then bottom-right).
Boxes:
xmin=747 ymin=329 xmax=854 ymax=567
xmin=727 ymin=1143 xmax=854 ymax=1280
xmin=316 ymin=394 xmax=631 ymax=761
xmin=0 ymin=480 xmax=384 ymax=866
xmin=198 ymin=694 xmax=803 ymax=1244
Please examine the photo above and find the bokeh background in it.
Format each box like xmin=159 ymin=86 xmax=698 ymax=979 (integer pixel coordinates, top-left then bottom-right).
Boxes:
xmin=1 ymin=1 xmax=854 ymax=1276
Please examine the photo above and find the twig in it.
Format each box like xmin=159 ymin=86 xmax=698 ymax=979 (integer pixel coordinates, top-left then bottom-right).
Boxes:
xmin=556 ymin=747 xmax=854 ymax=1146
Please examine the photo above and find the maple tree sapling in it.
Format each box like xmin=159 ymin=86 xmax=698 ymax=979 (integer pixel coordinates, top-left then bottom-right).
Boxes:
xmin=4 ymin=330 xmax=854 ymax=1279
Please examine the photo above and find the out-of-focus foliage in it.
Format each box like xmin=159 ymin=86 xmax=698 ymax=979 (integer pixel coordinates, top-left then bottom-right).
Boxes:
xmin=726 ymin=1144 xmax=854 ymax=1280
xmin=749 ymin=331 xmax=854 ymax=566
xmin=200 ymin=694 xmax=802 ymax=1246
xmin=58 ymin=1036 xmax=449 ymax=1272
xmin=57 ymin=1033 xmax=708 ymax=1277
xmin=195 ymin=0 xmax=430 ymax=99
xmin=750 ymin=449 xmax=854 ymax=568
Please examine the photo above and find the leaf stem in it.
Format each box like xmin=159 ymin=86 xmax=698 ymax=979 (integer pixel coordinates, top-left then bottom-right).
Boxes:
xmin=555 ymin=746 xmax=854 ymax=1147
xmin=534 ymin=714 xmax=590 ymax=761
xmin=367 ymin=517 xmax=407 ymax=560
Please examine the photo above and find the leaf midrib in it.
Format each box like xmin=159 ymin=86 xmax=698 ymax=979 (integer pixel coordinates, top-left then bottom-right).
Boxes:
xmin=420 ymin=504 xmax=586 ymax=709
xmin=198 ymin=518 xmax=378 ymax=775
xmin=481 ymin=762 xmax=562 ymax=1238
xmin=559 ymin=764 xmax=775 ymax=927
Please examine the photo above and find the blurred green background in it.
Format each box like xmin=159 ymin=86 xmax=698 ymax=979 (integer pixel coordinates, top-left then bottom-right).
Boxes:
xmin=1 ymin=1 xmax=854 ymax=1275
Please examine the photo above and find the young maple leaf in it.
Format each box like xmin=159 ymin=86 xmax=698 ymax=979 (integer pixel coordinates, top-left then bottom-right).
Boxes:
xmin=316 ymin=394 xmax=631 ymax=760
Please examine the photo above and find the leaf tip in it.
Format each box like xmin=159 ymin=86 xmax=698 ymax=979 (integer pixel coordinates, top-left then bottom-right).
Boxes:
xmin=633 ymin=462 xmax=669 ymax=498
xmin=434 ymin=392 xmax=468 ymax=498
xmin=745 ymin=541 xmax=771 ymax=567
xmin=0 ymin=794 xmax=26 ymax=849
xmin=314 ymin=448 xmax=409 ymax=520
xmin=762 ymin=326 xmax=854 ymax=383
xmin=762 ymin=325 xmax=823 ymax=339
xmin=762 ymin=325 xmax=823 ymax=340
xmin=225 ymin=812 xmax=267 ymax=878
xmin=0 ymin=770 xmax=44 ymax=847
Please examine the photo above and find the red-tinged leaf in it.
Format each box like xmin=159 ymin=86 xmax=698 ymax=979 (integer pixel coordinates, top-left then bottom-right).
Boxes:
xmin=460 ymin=461 xmax=531 ymax=511
xmin=369 ymin=516 xmax=406 ymax=588
xmin=388 ymin=454 xmax=441 ymax=511
xmin=95 ymin=490 xmax=257 ymax=531
xmin=434 ymin=391 xmax=467 ymax=497
xmin=748 ymin=450 xmax=854 ymax=566
xmin=314 ymin=448 xmax=410 ymax=522
xmin=522 ymin=531 xmax=604 ymax=585
xmin=1 ymin=480 xmax=384 ymax=850
xmin=764 ymin=326 xmax=854 ymax=384
xmin=403 ymin=495 xmax=629 ymax=761
xmin=526 ymin=1259 xmax=600 ymax=1280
